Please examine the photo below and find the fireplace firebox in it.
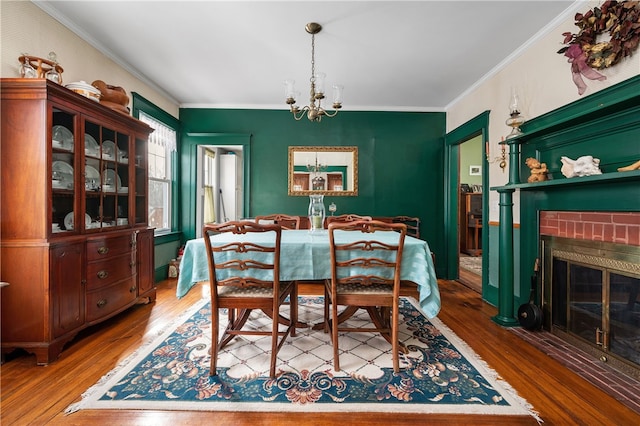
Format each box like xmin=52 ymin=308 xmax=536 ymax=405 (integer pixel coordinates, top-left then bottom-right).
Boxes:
xmin=541 ymin=236 xmax=640 ymax=379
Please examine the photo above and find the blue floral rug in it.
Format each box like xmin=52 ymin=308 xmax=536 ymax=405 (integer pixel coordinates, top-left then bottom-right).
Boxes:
xmin=66 ymin=296 xmax=537 ymax=419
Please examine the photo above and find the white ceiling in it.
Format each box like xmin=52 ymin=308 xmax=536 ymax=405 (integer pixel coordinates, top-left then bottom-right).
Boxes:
xmin=34 ymin=0 xmax=579 ymax=112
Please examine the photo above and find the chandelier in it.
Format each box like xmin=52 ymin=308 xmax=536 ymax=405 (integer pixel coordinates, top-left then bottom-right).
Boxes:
xmin=284 ymin=22 xmax=343 ymax=122
xmin=307 ymin=153 xmax=327 ymax=190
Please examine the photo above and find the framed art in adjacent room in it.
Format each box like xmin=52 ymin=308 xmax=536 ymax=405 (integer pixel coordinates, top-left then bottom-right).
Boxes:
xmin=469 ymin=165 xmax=481 ymax=176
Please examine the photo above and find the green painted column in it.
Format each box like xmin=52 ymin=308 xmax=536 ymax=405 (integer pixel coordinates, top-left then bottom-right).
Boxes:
xmin=492 ymin=138 xmax=520 ymax=326
xmin=492 ymin=187 xmax=519 ymax=326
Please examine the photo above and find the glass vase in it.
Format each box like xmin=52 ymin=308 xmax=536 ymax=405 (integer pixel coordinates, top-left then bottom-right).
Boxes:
xmin=308 ymin=194 xmax=325 ymax=232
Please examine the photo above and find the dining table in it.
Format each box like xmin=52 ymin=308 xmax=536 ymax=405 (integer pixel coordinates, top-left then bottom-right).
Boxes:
xmin=176 ymin=228 xmax=441 ymax=319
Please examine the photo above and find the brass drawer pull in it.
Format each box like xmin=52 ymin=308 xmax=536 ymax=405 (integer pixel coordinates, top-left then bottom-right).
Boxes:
xmin=97 ymin=270 xmax=109 ymax=279
xmin=129 ymin=286 xmax=137 ymax=293
xmin=97 ymin=299 xmax=107 ymax=308
xmin=97 ymin=246 xmax=109 ymax=255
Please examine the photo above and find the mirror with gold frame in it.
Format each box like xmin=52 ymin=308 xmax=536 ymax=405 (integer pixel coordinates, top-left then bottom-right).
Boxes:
xmin=288 ymin=146 xmax=358 ymax=196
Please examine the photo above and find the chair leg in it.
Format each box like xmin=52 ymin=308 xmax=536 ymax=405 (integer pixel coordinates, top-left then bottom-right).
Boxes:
xmin=323 ymin=284 xmax=330 ymax=334
xmin=269 ymin=303 xmax=279 ymax=378
xmin=331 ymin=295 xmax=340 ymax=371
xmin=392 ymin=302 xmax=400 ymax=373
xmin=291 ymin=283 xmax=297 ymax=337
xmin=210 ymin=309 xmax=219 ymax=376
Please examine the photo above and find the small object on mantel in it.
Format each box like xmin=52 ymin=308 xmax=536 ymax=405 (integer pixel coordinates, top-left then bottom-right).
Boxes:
xmin=91 ymin=80 xmax=130 ymax=115
xmin=525 ymin=157 xmax=548 ymax=183
xmin=560 ymin=155 xmax=602 ymax=178
xmin=618 ymin=159 xmax=640 ymax=172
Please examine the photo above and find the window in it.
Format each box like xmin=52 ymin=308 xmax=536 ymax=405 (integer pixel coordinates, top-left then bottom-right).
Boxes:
xmin=132 ymin=93 xmax=179 ymax=236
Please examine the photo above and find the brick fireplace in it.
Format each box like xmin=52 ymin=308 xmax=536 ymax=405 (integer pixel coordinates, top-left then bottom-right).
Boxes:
xmin=491 ymin=78 xmax=640 ymax=386
xmin=539 ymin=211 xmax=640 ymax=246
xmin=539 ymin=211 xmax=640 ymax=379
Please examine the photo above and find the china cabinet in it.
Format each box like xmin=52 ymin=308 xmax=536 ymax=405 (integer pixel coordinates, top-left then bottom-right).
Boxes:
xmin=0 ymin=79 xmax=155 ymax=364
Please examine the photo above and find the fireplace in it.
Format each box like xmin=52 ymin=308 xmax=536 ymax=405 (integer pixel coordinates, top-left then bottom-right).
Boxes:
xmin=539 ymin=212 xmax=640 ymax=379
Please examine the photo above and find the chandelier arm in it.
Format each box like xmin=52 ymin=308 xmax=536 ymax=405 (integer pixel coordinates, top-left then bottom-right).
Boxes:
xmin=323 ymin=109 xmax=339 ymax=118
xmin=292 ymin=105 xmax=310 ymax=121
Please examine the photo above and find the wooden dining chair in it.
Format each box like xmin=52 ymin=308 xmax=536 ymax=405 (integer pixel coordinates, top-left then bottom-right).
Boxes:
xmin=325 ymin=214 xmax=372 ymax=228
xmin=203 ymin=221 xmax=297 ymax=378
xmin=255 ymin=214 xmax=301 ymax=230
xmin=387 ymin=215 xmax=434 ymax=266
xmin=391 ymin=215 xmax=420 ymax=239
xmin=324 ymin=220 xmax=407 ymax=372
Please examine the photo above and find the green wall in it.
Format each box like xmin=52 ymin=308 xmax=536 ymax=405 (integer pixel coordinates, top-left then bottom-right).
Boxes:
xmin=178 ymin=108 xmax=447 ymax=275
xmin=459 ymin=135 xmax=483 ymax=186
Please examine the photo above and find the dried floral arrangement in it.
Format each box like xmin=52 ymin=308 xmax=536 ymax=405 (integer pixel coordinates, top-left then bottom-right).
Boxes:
xmin=558 ymin=0 xmax=640 ymax=94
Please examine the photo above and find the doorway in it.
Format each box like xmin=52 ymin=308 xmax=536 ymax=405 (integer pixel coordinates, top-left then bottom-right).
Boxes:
xmin=195 ymin=145 xmax=244 ymax=238
xmin=457 ymin=135 xmax=483 ymax=293
xmin=444 ymin=111 xmax=489 ymax=296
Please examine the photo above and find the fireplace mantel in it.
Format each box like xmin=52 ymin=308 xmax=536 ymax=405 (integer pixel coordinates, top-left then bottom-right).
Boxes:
xmin=490 ymin=76 xmax=640 ymax=325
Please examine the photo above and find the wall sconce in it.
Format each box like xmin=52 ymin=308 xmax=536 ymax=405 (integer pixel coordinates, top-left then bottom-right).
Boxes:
xmin=487 ymin=139 xmax=507 ymax=173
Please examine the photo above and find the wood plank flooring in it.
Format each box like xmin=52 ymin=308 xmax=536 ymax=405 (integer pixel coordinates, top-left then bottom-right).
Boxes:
xmin=2 ymin=278 xmax=639 ymax=425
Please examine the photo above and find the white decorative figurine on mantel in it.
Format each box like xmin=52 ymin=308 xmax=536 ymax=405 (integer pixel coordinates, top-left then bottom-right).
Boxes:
xmin=560 ymin=155 xmax=603 ymax=178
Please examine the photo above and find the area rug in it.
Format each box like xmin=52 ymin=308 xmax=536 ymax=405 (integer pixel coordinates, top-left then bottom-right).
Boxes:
xmin=66 ymin=296 xmax=538 ymax=420
xmin=460 ymin=255 xmax=482 ymax=275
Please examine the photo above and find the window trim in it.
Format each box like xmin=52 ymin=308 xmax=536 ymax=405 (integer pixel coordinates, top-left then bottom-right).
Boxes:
xmin=132 ymin=92 xmax=180 ymax=235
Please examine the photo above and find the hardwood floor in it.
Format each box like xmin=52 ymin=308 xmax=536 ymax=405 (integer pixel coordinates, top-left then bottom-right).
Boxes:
xmin=2 ymin=278 xmax=638 ymax=425
xmin=457 ymin=266 xmax=481 ymax=293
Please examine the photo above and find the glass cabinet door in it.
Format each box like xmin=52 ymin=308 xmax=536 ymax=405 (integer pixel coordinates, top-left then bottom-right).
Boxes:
xmin=134 ymin=136 xmax=147 ymax=225
xmin=84 ymin=121 xmax=131 ymax=230
xmin=51 ymin=107 xmax=76 ymax=235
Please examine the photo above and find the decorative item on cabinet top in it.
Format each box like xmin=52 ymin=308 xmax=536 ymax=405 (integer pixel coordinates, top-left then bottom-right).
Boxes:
xmin=92 ymin=80 xmax=130 ymax=115
xmin=18 ymin=53 xmax=64 ymax=83
xmin=65 ymin=81 xmax=100 ymax=102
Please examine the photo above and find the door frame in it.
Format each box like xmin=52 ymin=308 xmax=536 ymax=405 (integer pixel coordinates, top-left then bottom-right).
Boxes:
xmin=181 ymin=132 xmax=251 ymax=241
xmin=444 ymin=111 xmax=490 ymax=291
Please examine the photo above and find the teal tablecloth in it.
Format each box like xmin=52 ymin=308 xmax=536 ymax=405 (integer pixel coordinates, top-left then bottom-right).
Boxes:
xmin=176 ymin=229 xmax=441 ymax=318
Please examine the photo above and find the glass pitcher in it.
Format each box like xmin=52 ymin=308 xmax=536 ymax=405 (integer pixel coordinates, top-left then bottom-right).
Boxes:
xmin=308 ymin=194 xmax=325 ymax=232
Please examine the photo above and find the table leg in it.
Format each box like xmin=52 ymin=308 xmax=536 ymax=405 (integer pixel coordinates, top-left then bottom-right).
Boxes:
xmin=261 ymin=308 xmax=308 ymax=328
xmin=314 ymin=305 xmax=409 ymax=354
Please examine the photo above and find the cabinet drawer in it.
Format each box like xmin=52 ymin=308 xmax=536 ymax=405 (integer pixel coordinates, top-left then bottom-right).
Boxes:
xmin=86 ymin=253 xmax=136 ymax=291
xmin=86 ymin=234 xmax=135 ymax=261
xmin=86 ymin=278 xmax=137 ymax=323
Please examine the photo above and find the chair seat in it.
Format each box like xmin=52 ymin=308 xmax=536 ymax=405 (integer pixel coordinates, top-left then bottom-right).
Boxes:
xmin=218 ymin=282 xmax=292 ymax=297
xmin=335 ymin=282 xmax=394 ymax=295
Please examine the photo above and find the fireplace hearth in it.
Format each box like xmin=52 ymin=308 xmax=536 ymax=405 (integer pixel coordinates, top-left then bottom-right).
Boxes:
xmin=541 ymin=235 xmax=640 ymax=379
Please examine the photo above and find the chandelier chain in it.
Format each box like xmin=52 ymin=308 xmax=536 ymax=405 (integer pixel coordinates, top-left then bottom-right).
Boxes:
xmin=311 ymin=33 xmax=315 ymax=85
